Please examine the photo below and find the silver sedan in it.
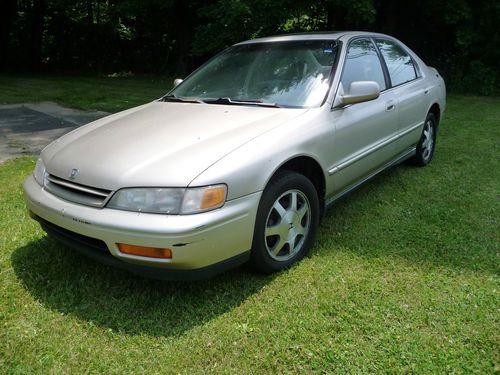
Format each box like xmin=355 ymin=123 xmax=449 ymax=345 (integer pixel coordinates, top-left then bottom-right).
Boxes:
xmin=23 ymin=32 xmax=446 ymax=279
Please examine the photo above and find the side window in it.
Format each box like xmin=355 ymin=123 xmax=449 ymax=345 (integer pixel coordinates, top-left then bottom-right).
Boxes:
xmin=376 ymin=39 xmax=417 ymax=86
xmin=341 ymin=38 xmax=386 ymax=92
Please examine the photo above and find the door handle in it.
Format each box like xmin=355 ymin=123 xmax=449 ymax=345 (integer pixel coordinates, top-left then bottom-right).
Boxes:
xmin=386 ymin=101 xmax=396 ymax=111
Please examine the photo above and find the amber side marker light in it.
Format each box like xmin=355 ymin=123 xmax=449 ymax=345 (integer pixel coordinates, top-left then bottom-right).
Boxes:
xmin=117 ymin=243 xmax=172 ymax=259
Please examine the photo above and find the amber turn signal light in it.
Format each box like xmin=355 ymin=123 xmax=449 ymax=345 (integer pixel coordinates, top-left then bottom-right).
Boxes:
xmin=200 ymin=186 xmax=226 ymax=209
xmin=117 ymin=243 xmax=172 ymax=259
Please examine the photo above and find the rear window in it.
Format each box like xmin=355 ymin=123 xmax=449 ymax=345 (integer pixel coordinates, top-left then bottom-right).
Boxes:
xmin=376 ymin=39 xmax=417 ymax=86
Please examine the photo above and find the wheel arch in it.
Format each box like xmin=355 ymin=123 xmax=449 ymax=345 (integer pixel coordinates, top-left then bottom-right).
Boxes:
xmin=428 ymin=102 xmax=441 ymax=128
xmin=266 ymin=155 xmax=326 ymax=215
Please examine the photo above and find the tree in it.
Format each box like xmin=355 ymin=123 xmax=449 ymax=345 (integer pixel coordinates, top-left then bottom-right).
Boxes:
xmin=2 ymin=0 xmax=498 ymax=94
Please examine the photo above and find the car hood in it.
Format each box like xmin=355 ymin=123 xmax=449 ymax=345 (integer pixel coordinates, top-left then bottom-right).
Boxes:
xmin=43 ymin=101 xmax=308 ymax=190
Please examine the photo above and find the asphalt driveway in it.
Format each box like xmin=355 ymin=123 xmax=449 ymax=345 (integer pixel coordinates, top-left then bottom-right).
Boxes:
xmin=0 ymin=102 xmax=108 ymax=163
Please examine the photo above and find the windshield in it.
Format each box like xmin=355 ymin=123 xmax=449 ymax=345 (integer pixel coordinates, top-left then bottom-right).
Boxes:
xmin=170 ymin=40 xmax=339 ymax=108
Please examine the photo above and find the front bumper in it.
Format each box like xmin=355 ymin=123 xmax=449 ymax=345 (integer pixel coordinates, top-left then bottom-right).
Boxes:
xmin=23 ymin=175 xmax=261 ymax=279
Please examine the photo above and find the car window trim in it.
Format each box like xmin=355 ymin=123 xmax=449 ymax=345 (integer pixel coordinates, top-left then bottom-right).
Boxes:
xmin=166 ymin=40 xmax=342 ymax=109
xmin=370 ymin=37 xmax=392 ymax=89
xmin=373 ymin=37 xmax=420 ymax=88
xmin=380 ymin=76 xmax=424 ymax=93
xmin=338 ymin=36 xmax=390 ymax=95
xmin=318 ymin=40 xmax=343 ymax=107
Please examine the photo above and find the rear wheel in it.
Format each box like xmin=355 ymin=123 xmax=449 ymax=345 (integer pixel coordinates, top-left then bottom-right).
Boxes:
xmin=408 ymin=112 xmax=437 ymax=166
xmin=250 ymin=171 xmax=319 ymax=274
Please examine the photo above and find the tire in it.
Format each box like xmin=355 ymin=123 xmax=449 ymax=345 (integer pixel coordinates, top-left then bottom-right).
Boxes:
xmin=250 ymin=170 xmax=320 ymax=274
xmin=408 ymin=112 xmax=437 ymax=166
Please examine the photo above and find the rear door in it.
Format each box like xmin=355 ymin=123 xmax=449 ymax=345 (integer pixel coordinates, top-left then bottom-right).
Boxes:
xmin=375 ymin=38 xmax=429 ymax=152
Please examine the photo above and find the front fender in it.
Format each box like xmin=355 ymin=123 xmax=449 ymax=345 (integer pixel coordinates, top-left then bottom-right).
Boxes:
xmin=189 ymin=108 xmax=331 ymax=201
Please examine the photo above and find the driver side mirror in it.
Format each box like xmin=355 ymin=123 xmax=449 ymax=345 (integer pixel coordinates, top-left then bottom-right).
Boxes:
xmin=340 ymin=81 xmax=380 ymax=106
xmin=173 ymin=78 xmax=183 ymax=87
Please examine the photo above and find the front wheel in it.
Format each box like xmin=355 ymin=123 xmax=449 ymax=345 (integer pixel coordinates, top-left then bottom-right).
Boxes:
xmin=408 ymin=112 xmax=437 ymax=166
xmin=250 ymin=171 xmax=320 ymax=274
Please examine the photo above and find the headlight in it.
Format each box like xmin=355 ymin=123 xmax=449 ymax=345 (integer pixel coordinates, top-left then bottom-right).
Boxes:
xmin=106 ymin=184 xmax=227 ymax=214
xmin=33 ymin=158 xmax=46 ymax=186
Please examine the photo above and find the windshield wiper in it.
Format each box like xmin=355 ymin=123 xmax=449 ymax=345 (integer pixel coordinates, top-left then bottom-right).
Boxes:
xmin=161 ymin=94 xmax=205 ymax=104
xmin=203 ymin=97 xmax=281 ymax=108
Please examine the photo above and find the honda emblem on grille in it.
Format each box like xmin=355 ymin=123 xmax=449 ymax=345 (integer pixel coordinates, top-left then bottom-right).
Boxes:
xmin=69 ymin=168 xmax=79 ymax=179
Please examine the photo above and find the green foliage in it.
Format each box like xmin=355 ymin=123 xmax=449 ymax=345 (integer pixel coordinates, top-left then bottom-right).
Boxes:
xmin=458 ymin=61 xmax=498 ymax=96
xmin=0 ymin=0 xmax=498 ymax=94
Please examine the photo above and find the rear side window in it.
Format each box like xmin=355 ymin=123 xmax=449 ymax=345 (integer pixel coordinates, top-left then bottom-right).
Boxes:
xmin=376 ymin=39 xmax=417 ymax=86
xmin=341 ymin=38 xmax=386 ymax=92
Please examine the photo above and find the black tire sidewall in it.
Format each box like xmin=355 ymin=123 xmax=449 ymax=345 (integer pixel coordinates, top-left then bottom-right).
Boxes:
xmin=250 ymin=171 xmax=320 ymax=273
xmin=413 ymin=113 xmax=437 ymax=166
xmin=408 ymin=113 xmax=437 ymax=167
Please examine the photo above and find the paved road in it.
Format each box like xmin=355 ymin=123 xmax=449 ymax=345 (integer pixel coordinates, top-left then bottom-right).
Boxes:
xmin=0 ymin=102 xmax=108 ymax=163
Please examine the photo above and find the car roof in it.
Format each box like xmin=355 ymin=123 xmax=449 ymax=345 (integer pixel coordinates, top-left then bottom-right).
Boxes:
xmin=236 ymin=31 xmax=391 ymax=45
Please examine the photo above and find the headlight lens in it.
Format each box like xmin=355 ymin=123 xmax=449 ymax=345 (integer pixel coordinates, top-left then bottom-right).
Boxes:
xmin=107 ymin=184 xmax=227 ymax=214
xmin=33 ymin=158 xmax=46 ymax=186
xmin=107 ymin=187 xmax=185 ymax=214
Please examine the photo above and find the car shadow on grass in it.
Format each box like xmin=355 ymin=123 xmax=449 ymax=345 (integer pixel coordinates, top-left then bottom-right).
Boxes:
xmin=11 ymin=237 xmax=274 ymax=338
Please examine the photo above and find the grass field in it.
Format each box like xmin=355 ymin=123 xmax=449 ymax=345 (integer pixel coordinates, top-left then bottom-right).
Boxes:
xmin=0 ymin=80 xmax=498 ymax=373
xmin=0 ymin=75 xmax=173 ymax=112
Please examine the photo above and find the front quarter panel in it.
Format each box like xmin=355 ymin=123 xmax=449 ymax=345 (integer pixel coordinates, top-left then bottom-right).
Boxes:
xmin=189 ymin=108 xmax=332 ymax=201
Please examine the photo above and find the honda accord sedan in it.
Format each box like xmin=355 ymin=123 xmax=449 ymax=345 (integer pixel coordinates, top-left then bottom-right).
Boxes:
xmin=24 ymin=32 xmax=446 ymax=279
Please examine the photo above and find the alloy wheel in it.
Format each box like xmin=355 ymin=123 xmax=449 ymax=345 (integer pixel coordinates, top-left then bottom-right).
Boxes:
xmin=264 ymin=189 xmax=311 ymax=261
xmin=422 ymin=119 xmax=434 ymax=161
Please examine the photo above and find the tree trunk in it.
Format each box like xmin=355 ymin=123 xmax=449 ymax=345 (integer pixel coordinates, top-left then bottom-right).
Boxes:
xmin=87 ymin=0 xmax=94 ymax=25
xmin=374 ymin=0 xmax=397 ymax=34
xmin=30 ymin=0 xmax=46 ymax=70
xmin=173 ymin=2 xmax=195 ymax=75
xmin=0 ymin=0 xmax=17 ymax=68
xmin=326 ymin=1 xmax=335 ymax=30
xmin=326 ymin=1 xmax=347 ymax=31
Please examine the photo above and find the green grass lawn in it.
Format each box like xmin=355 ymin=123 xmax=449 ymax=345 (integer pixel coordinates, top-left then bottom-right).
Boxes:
xmin=0 ymin=86 xmax=499 ymax=373
xmin=0 ymin=75 xmax=173 ymax=112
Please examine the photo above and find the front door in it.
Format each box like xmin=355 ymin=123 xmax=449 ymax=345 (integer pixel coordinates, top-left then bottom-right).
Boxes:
xmin=328 ymin=38 xmax=399 ymax=196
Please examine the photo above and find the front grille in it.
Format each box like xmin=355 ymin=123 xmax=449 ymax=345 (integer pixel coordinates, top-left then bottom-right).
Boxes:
xmin=38 ymin=216 xmax=109 ymax=253
xmin=45 ymin=174 xmax=112 ymax=208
